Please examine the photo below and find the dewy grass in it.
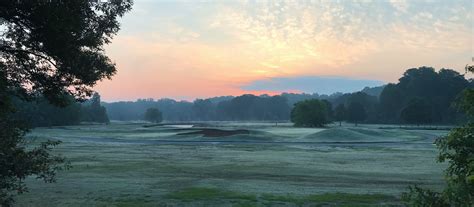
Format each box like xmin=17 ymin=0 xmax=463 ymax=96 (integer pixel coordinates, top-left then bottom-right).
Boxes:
xmin=166 ymin=187 xmax=257 ymax=201
xmin=261 ymin=192 xmax=397 ymax=205
xmin=168 ymin=188 xmax=397 ymax=205
xmin=305 ymin=193 xmax=396 ymax=203
xmin=15 ymin=122 xmax=447 ymax=206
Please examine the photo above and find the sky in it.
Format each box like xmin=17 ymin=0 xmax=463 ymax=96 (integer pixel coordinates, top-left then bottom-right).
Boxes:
xmin=96 ymin=0 xmax=473 ymax=101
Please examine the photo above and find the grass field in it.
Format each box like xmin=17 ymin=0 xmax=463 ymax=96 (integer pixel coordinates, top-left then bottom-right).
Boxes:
xmin=16 ymin=122 xmax=447 ymax=206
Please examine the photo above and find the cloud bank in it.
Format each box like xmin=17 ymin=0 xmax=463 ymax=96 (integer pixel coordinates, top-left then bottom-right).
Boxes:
xmin=96 ymin=0 xmax=472 ymax=101
xmin=241 ymin=76 xmax=384 ymax=95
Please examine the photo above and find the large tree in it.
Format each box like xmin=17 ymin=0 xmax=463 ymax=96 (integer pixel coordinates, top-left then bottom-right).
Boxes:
xmin=81 ymin=92 xmax=109 ymax=124
xmin=0 ymin=1 xmax=132 ymax=205
xmin=144 ymin=108 xmax=163 ymax=123
xmin=378 ymin=83 xmax=403 ymax=123
xmin=334 ymin=103 xmax=346 ymax=126
xmin=291 ymin=99 xmax=329 ymax=127
xmin=347 ymin=102 xmax=367 ymax=126
xmin=400 ymin=98 xmax=433 ymax=126
xmin=402 ymin=65 xmax=474 ymax=206
xmin=379 ymin=67 xmax=469 ymax=124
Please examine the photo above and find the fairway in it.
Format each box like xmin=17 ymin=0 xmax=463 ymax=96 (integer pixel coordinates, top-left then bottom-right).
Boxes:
xmin=17 ymin=122 xmax=446 ymax=206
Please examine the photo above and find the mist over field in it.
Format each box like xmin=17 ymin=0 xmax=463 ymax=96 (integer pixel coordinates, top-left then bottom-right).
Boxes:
xmin=1 ymin=0 xmax=473 ymax=207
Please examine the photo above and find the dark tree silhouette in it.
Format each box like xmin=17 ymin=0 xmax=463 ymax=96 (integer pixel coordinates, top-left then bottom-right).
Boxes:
xmin=400 ymin=98 xmax=432 ymax=126
xmin=379 ymin=66 xmax=469 ymax=124
xmin=347 ymin=102 xmax=367 ymax=126
xmin=144 ymin=108 xmax=163 ymax=123
xmin=81 ymin=93 xmax=110 ymax=124
xmin=334 ymin=103 xmax=346 ymax=126
xmin=192 ymin=99 xmax=215 ymax=121
xmin=291 ymin=99 xmax=329 ymax=127
xmin=0 ymin=1 xmax=132 ymax=205
xmin=378 ymin=84 xmax=403 ymax=123
xmin=321 ymin=99 xmax=333 ymax=121
xmin=403 ymin=65 xmax=474 ymax=206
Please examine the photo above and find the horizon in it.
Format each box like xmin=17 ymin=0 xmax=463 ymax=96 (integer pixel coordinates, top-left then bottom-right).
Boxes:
xmin=96 ymin=0 xmax=471 ymax=101
xmin=100 ymin=84 xmax=378 ymax=103
xmin=3 ymin=2 xmax=474 ymax=206
xmin=101 ymin=76 xmax=386 ymax=102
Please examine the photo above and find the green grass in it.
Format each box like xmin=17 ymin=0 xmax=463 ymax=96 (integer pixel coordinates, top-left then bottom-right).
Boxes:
xmin=260 ymin=192 xmax=397 ymax=205
xmin=166 ymin=187 xmax=257 ymax=201
xmin=306 ymin=193 xmax=396 ymax=203
xmin=260 ymin=193 xmax=302 ymax=203
xmin=15 ymin=122 xmax=447 ymax=206
xmin=95 ymin=197 xmax=157 ymax=207
xmin=166 ymin=187 xmax=398 ymax=206
xmin=304 ymin=127 xmax=421 ymax=142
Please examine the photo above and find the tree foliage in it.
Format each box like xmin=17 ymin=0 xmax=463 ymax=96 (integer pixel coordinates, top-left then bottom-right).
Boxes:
xmin=102 ymin=68 xmax=471 ymax=125
xmin=144 ymin=108 xmax=163 ymax=123
xmin=380 ymin=67 xmax=469 ymax=124
xmin=400 ymin=98 xmax=433 ymax=125
xmin=217 ymin=95 xmax=290 ymax=121
xmin=378 ymin=83 xmax=403 ymax=122
xmin=291 ymin=99 xmax=329 ymax=127
xmin=0 ymin=1 xmax=132 ymax=205
xmin=105 ymin=94 xmax=290 ymax=122
xmin=334 ymin=103 xmax=346 ymax=126
xmin=80 ymin=93 xmax=109 ymax=124
xmin=402 ymin=65 xmax=474 ymax=206
xmin=11 ymin=94 xmax=82 ymax=127
xmin=347 ymin=102 xmax=367 ymax=126
xmin=0 ymin=0 xmax=132 ymax=103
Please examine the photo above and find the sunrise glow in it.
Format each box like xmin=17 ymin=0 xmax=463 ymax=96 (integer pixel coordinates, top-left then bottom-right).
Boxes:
xmin=96 ymin=0 xmax=472 ymax=101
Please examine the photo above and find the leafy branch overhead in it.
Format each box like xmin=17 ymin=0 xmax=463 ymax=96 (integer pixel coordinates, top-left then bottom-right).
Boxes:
xmin=0 ymin=1 xmax=132 ymax=206
xmin=0 ymin=0 xmax=132 ymax=104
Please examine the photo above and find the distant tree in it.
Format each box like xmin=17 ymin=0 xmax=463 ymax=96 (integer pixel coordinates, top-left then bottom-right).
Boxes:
xmin=265 ymin=96 xmax=291 ymax=120
xmin=361 ymin=85 xmax=386 ymax=97
xmin=347 ymin=102 xmax=366 ymax=126
xmin=213 ymin=94 xmax=290 ymax=121
xmin=291 ymin=99 xmax=329 ymax=127
xmin=334 ymin=103 xmax=346 ymax=126
xmin=393 ymin=67 xmax=468 ymax=123
xmin=192 ymin=99 xmax=215 ymax=121
xmin=81 ymin=93 xmax=109 ymax=124
xmin=144 ymin=108 xmax=163 ymax=123
xmin=321 ymin=99 xmax=333 ymax=122
xmin=378 ymin=84 xmax=403 ymax=123
xmin=345 ymin=92 xmax=378 ymax=109
xmin=347 ymin=92 xmax=378 ymax=122
xmin=400 ymin=98 xmax=432 ymax=126
xmin=11 ymin=95 xmax=82 ymax=127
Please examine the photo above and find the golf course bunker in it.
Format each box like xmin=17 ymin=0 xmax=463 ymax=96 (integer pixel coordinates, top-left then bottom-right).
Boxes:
xmin=303 ymin=127 xmax=421 ymax=142
xmin=177 ymin=128 xmax=250 ymax=137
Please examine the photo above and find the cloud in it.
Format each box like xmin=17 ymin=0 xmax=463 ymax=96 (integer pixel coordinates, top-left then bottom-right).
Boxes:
xmin=210 ymin=1 xmax=382 ymax=70
xmin=96 ymin=0 xmax=472 ymax=101
xmin=241 ymin=76 xmax=384 ymax=95
xmin=389 ymin=0 xmax=409 ymax=13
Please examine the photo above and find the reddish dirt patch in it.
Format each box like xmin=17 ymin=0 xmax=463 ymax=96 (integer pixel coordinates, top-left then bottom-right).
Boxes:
xmin=178 ymin=129 xmax=250 ymax=137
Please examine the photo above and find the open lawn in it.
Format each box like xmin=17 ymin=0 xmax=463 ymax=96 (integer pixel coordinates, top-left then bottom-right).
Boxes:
xmin=16 ymin=122 xmax=447 ymax=206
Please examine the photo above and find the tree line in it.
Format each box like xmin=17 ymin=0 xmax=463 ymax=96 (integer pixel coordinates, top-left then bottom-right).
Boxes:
xmin=291 ymin=67 xmax=472 ymax=126
xmin=104 ymin=94 xmax=290 ymax=122
xmin=12 ymin=67 xmax=471 ymax=127
xmin=104 ymin=67 xmax=472 ymax=126
xmin=11 ymin=92 xmax=109 ymax=127
xmin=402 ymin=65 xmax=474 ymax=206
